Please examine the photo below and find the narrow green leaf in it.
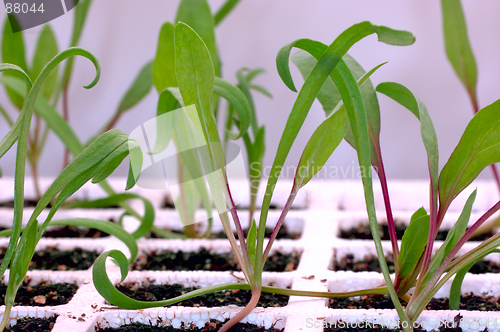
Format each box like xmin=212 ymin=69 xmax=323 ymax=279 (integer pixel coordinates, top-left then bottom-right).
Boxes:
xmin=214 ymin=0 xmax=241 ymax=25
xmin=294 ymin=109 xmax=348 ymax=189
xmin=0 ymin=218 xmax=138 ymax=263
xmin=92 ymin=250 xmax=250 ymax=309
xmin=448 ymin=248 xmax=500 ymax=310
xmin=439 ymin=99 xmax=500 ymax=213
xmin=214 ymin=77 xmax=251 ymax=139
xmin=291 ymin=50 xmax=341 ymax=114
xmin=2 ymin=19 xmax=29 ymax=108
xmin=153 ymin=23 xmax=177 ymax=91
xmin=117 ymin=60 xmax=153 ymax=114
xmin=175 ymin=23 xmax=220 ymax=163
xmin=398 ymin=208 xmax=430 ymax=279
xmin=291 ymin=51 xmax=385 ymax=168
xmin=441 ymin=0 xmax=477 ymax=100
xmin=0 ymin=65 xmax=32 ymax=159
xmin=92 ymin=140 xmax=139 ymax=183
xmin=10 ymin=219 xmax=38 ymax=285
xmin=426 ymin=190 xmax=476 ymax=284
xmin=62 ymin=0 xmax=93 ymax=87
xmin=0 ymin=75 xmax=84 ymax=156
xmin=32 ymin=25 xmax=59 ymax=99
xmin=0 ymin=47 xmax=100 ymax=279
xmin=376 ymin=82 xmax=439 ymax=209
xmin=176 ymin=0 xmax=219 ymax=76
xmin=246 ymin=219 xmax=257 ymax=268
xmin=68 ymin=193 xmax=153 ymax=240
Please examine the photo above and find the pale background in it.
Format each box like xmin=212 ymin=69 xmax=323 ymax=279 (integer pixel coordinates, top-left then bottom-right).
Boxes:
xmin=0 ymin=0 xmax=499 ymax=181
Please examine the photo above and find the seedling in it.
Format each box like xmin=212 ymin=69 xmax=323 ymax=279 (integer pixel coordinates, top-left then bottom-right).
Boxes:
xmin=286 ymin=2 xmax=500 ymax=329
xmin=92 ymin=21 xmax=414 ymax=331
xmin=0 ymin=48 xmax=150 ymax=332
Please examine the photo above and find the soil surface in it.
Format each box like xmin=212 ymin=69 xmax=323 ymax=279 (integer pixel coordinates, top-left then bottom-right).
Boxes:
xmin=0 ymin=199 xmax=52 ymax=208
xmin=96 ymin=320 xmax=283 ymax=332
xmin=115 ymin=283 xmax=289 ymax=308
xmin=43 ymin=224 xmax=112 ymax=238
xmin=131 ymin=249 xmax=299 ymax=272
xmin=5 ymin=316 xmax=57 ymax=332
xmin=149 ymin=225 xmax=301 ymax=240
xmin=333 ymin=254 xmax=396 ymax=274
xmin=339 ymin=222 xmax=494 ymax=241
xmin=334 ymin=253 xmax=500 ymax=275
xmin=329 ymin=293 xmax=500 ymax=311
xmin=0 ymin=282 xmax=77 ymax=306
xmin=0 ymin=247 xmax=100 ymax=271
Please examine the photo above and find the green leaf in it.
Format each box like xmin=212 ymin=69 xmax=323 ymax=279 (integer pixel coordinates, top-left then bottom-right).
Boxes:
xmin=0 ymin=75 xmax=83 ymax=156
xmin=291 ymin=51 xmax=385 ymax=168
xmin=10 ymin=219 xmax=38 ymax=286
xmin=0 ymin=65 xmax=32 ymax=159
xmin=214 ymin=0 xmax=241 ymax=25
xmin=441 ymin=0 xmax=477 ymax=100
xmin=246 ymin=219 xmax=257 ymax=268
xmin=291 ymin=50 xmax=340 ymax=114
xmin=2 ymin=19 xmax=29 ymax=108
xmin=153 ymin=22 xmax=177 ymax=91
xmin=68 ymin=193 xmax=154 ymax=240
xmin=62 ymin=0 xmax=93 ymax=87
xmin=439 ymin=99 xmax=500 ymax=213
xmin=426 ymin=190 xmax=476 ymax=284
xmin=398 ymin=208 xmax=430 ymax=279
xmin=376 ymin=82 xmax=439 ymax=209
xmin=175 ymin=23 xmax=220 ymax=164
xmin=117 ymin=60 xmax=153 ymax=114
xmin=92 ymin=139 xmax=140 ymax=183
xmin=176 ymin=0 xmax=219 ymax=76
xmin=294 ymin=109 xmax=348 ymax=189
xmin=92 ymin=250 xmax=249 ymax=309
xmin=0 ymin=47 xmax=100 ymax=279
xmin=32 ymin=25 xmax=59 ymax=99
xmin=214 ymin=77 xmax=251 ymax=139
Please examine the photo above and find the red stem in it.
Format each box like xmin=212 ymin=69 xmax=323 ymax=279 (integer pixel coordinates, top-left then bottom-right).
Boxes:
xmin=416 ymin=199 xmax=500 ymax=298
xmin=374 ymin=151 xmax=399 ymax=261
xmin=219 ymin=288 xmax=261 ymax=332
xmin=262 ymin=185 xmax=297 ymax=263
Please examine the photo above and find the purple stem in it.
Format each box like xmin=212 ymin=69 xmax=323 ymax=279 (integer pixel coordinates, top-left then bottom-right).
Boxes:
xmin=418 ymin=199 xmax=500 ymax=298
xmin=374 ymin=151 xmax=399 ymax=261
xmin=262 ymin=184 xmax=297 ymax=263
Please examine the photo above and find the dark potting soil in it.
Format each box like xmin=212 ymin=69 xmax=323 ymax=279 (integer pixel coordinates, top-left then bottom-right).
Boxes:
xmin=332 ymin=254 xmax=396 ymax=274
xmin=131 ymin=249 xmax=300 ymax=272
xmin=149 ymin=225 xmax=301 ymax=240
xmin=43 ymin=224 xmax=112 ymax=238
xmin=335 ymin=253 xmax=500 ymax=275
xmin=115 ymin=283 xmax=289 ymax=308
xmin=5 ymin=316 xmax=58 ymax=332
xmin=96 ymin=320 xmax=283 ymax=332
xmin=0 ymin=247 xmax=99 ymax=271
xmin=339 ymin=222 xmax=495 ymax=242
xmin=29 ymin=248 xmax=99 ymax=270
xmin=0 ymin=282 xmax=77 ymax=306
xmin=329 ymin=293 xmax=500 ymax=311
xmin=0 ymin=199 xmax=52 ymax=208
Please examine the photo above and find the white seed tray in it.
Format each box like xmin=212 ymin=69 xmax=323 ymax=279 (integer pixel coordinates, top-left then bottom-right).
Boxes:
xmin=0 ymin=179 xmax=498 ymax=331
